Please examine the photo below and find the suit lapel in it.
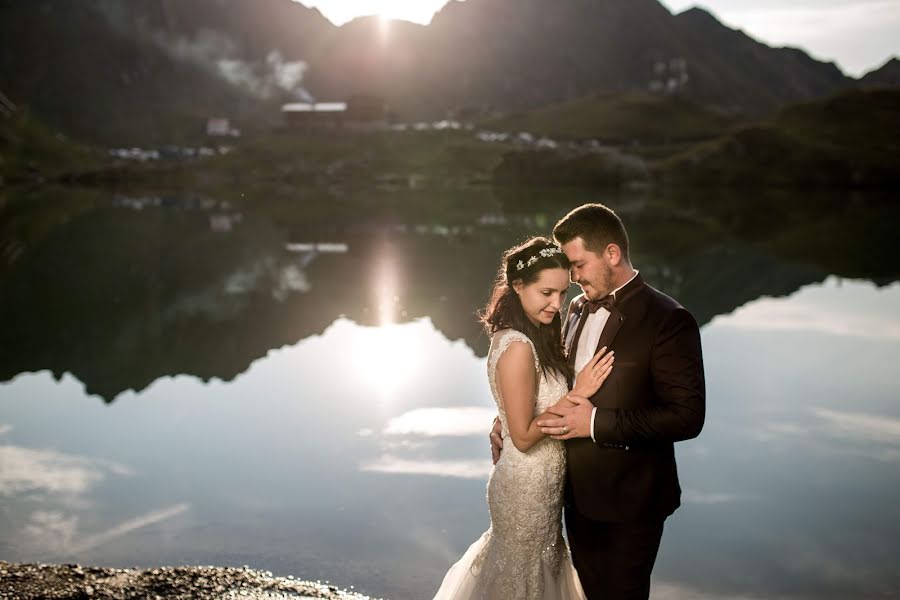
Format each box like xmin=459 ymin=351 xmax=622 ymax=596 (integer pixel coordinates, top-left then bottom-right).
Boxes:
xmin=568 ymin=315 xmax=590 ymax=369
xmin=563 ymin=296 xmax=586 ymax=358
xmin=594 ymin=307 xmax=625 ymax=353
xmin=593 ymin=273 xmax=645 ymax=353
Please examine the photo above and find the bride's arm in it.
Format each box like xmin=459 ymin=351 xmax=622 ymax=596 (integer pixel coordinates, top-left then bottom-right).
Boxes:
xmin=496 ymin=341 xmax=550 ymax=453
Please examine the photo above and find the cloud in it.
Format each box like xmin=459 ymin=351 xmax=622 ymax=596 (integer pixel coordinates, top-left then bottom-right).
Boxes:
xmin=383 ymin=407 xmax=497 ymax=437
xmin=140 ymin=25 xmax=312 ymax=100
xmin=217 ymin=52 xmax=310 ymax=99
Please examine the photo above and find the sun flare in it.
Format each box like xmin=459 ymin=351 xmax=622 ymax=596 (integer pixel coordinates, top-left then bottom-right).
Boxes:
xmin=298 ymin=0 xmax=449 ymax=26
xmin=350 ymin=323 xmax=423 ymax=403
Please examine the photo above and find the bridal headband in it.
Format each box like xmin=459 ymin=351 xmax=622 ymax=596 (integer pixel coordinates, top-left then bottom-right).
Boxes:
xmin=514 ymin=246 xmax=563 ymax=271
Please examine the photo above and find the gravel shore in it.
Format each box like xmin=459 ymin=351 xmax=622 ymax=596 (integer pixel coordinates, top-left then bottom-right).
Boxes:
xmin=0 ymin=562 xmax=382 ymax=600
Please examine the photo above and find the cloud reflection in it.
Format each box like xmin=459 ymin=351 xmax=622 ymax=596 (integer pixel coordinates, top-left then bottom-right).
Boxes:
xmin=0 ymin=444 xmax=133 ymax=496
xmin=681 ymin=490 xmax=739 ymax=505
xmin=23 ymin=510 xmax=79 ymax=552
xmin=813 ymin=407 xmax=900 ymax=445
xmin=361 ymin=406 xmax=497 ymax=479
xmin=361 ymin=456 xmax=492 ymax=479
xmin=23 ymin=503 xmax=190 ymax=555
xmin=747 ymin=409 xmax=900 ymax=463
xmin=70 ymin=503 xmax=190 ymax=554
xmin=383 ymin=407 xmax=496 ymax=437
xmin=712 ymin=277 xmax=900 ymax=340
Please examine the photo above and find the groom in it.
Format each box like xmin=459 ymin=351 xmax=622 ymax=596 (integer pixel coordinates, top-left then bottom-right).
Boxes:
xmin=491 ymin=203 xmax=705 ymax=599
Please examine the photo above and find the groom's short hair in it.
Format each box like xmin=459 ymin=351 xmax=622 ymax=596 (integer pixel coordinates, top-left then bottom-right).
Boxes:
xmin=553 ymin=203 xmax=630 ymax=260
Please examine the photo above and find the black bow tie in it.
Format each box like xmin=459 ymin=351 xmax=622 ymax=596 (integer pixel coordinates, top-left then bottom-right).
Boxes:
xmin=585 ymin=294 xmax=616 ymax=314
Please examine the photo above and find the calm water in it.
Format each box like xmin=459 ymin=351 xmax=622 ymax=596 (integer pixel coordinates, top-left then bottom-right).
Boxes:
xmin=1 ymin=185 xmax=899 ymax=599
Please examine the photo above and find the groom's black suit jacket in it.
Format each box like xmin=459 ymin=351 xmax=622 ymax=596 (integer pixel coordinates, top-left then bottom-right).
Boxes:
xmin=563 ymin=274 xmax=705 ymax=523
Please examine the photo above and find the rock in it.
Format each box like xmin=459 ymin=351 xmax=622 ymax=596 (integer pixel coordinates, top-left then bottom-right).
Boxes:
xmin=0 ymin=561 xmax=382 ymax=600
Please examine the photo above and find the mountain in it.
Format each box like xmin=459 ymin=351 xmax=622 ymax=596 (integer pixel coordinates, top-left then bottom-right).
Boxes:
xmin=859 ymin=57 xmax=900 ymax=88
xmin=672 ymin=7 xmax=849 ymax=111
xmin=92 ymin=0 xmax=334 ymax=60
xmin=1 ymin=0 xmax=857 ymax=145
xmin=0 ymin=1 xmax=254 ymax=145
xmin=305 ymin=0 xmax=851 ymax=118
xmin=0 ymin=0 xmax=335 ymax=145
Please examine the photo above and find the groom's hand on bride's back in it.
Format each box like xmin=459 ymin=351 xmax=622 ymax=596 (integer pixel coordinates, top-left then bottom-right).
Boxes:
xmin=490 ymin=417 xmax=503 ymax=464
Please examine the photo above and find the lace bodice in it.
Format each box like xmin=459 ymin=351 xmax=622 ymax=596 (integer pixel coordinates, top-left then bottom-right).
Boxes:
xmin=487 ymin=329 xmax=569 ymax=441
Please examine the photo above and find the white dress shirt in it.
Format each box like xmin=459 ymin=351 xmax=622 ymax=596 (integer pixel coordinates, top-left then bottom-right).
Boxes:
xmin=571 ymin=271 xmax=639 ymax=442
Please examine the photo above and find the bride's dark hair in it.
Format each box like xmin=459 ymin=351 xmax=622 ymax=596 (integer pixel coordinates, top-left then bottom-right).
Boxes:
xmin=480 ymin=236 xmax=574 ymax=384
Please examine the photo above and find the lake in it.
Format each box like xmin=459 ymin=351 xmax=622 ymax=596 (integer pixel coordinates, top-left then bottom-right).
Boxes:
xmin=1 ymin=185 xmax=898 ymax=599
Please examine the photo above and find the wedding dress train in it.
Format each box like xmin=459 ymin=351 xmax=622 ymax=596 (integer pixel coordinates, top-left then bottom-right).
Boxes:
xmin=433 ymin=329 xmax=586 ymax=600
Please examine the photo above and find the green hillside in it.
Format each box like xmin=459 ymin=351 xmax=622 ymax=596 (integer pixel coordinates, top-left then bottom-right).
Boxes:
xmin=0 ymin=109 xmax=100 ymax=184
xmin=660 ymin=88 xmax=900 ymax=187
xmin=483 ymin=91 xmax=741 ymax=143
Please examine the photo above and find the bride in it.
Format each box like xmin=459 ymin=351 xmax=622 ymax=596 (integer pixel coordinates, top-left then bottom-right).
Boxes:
xmin=433 ymin=237 xmax=614 ymax=600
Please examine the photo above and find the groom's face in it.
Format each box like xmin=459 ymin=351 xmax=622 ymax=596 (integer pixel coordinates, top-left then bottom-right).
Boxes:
xmin=561 ymin=237 xmax=614 ymax=300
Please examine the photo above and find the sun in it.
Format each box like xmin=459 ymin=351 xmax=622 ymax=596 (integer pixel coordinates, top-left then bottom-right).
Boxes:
xmin=350 ymin=323 xmax=423 ymax=404
xmin=372 ymin=0 xmax=436 ymax=23
xmin=298 ymin=1 xmax=449 ymax=26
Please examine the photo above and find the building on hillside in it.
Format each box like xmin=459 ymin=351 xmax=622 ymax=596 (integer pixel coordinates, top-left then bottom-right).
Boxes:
xmin=282 ymin=95 xmax=388 ymax=130
xmin=649 ymin=58 xmax=689 ymax=94
xmin=206 ymin=117 xmax=241 ymax=137
xmin=282 ymin=102 xmax=348 ymax=128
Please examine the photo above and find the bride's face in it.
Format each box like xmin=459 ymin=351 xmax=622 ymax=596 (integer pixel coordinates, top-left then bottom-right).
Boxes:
xmin=513 ymin=267 xmax=570 ymax=326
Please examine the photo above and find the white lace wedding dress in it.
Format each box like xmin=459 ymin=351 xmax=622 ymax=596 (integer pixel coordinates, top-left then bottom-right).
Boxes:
xmin=433 ymin=329 xmax=587 ymax=600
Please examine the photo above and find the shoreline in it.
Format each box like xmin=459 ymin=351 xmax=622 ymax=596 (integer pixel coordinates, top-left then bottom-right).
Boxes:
xmin=0 ymin=561 xmax=382 ymax=600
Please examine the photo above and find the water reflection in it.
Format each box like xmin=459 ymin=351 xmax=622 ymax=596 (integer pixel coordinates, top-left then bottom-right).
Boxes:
xmin=0 ymin=316 xmax=493 ymax=598
xmin=6 ymin=186 xmax=896 ymax=405
xmin=659 ymin=277 xmax=900 ymax=598
xmin=1 ymin=186 xmax=899 ymax=598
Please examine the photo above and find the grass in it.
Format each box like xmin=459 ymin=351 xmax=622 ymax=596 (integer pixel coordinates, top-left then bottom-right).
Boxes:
xmin=659 ymin=88 xmax=900 ymax=188
xmin=0 ymin=110 xmax=101 ymax=184
xmin=187 ymin=127 xmax=515 ymax=188
xmin=481 ymin=91 xmax=741 ymax=144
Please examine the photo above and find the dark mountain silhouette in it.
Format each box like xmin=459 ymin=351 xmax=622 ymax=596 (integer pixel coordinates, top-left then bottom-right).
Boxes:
xmin=0 ymin=0 xmax=863 ymax=144
xmin=671 ymin=7 xmax=848 ymax=111
xmin=0 ymin=0 xmax=339 ymax=144
xmin=93 ymin=0 xmax=335 ymax=59
xmin=859 ymin=57 xmax=900 ymax=88
xmin=304 ymin=1 xmax=851 ymax=119
xmin=0 ymin=1 xmax=270 ymax=145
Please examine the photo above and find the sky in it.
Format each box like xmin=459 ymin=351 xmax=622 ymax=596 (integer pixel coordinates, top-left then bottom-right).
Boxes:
xmin=296 ymin=0 xmax=900 ymax=77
